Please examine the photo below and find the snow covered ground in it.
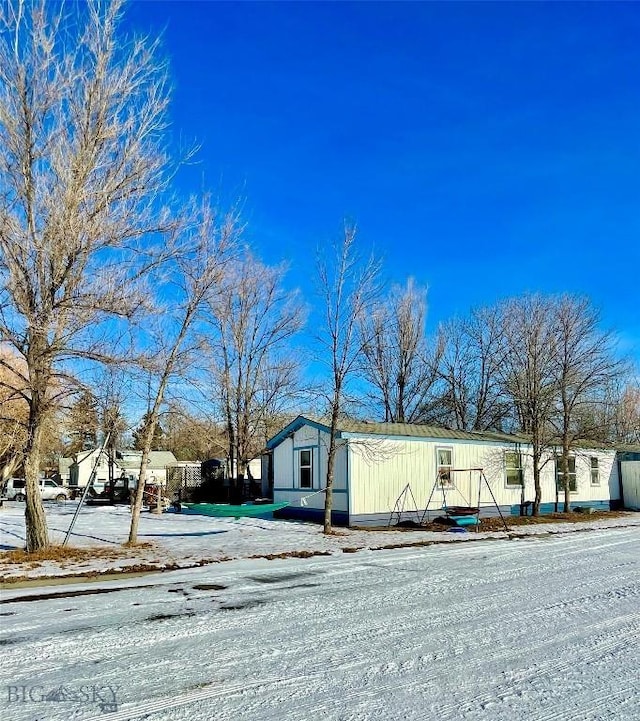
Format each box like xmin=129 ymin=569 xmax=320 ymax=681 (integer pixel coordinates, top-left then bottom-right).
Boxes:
xmin=2 ymin=501 xmax=640 ymax=581
xmin=1 ymin=525 xmax=638 ymax=720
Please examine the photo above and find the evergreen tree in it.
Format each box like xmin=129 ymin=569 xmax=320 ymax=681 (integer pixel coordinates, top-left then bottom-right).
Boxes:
xmin=132 ymin=412 xmax=166 ymax=451
xmin=66 ymin=392 xmax=100 ymax=453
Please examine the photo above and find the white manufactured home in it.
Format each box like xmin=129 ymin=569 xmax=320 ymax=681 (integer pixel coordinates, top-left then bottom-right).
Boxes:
xmin=266 ymin=416 xmax=622 ymax=526
xmin=67 ymin=449 xmax=177 ymax=490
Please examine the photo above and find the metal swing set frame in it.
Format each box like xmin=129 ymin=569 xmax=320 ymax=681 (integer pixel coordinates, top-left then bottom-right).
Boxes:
xmin=389 ymin=467 xmax=509 ymax=532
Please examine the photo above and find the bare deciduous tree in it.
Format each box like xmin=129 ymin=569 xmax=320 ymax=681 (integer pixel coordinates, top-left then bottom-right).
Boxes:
xmin=0 ymin=0 xmax=173 ymax=550
xmin=163 ymin=402 xmax=228 ymax=462
xmin=206 ymin=252 xmax=304 ymax=501
xmin=316 ymin=224 xmax=380 ymax=533
xmin=615 ymin=383 xmax=640 ymax=443
xmin=551 ymin=295 xmax=624 ymax=512
xmin=128 ymin=200 xmax=241 ymax=543
xmin=360 ymin=278 xmax=441 ymax=423
xmin=433 ymin=306 xmax=509 ymax=431
xmin=0 ymin=345 xmax=28 ymax=483
xmin=499 ymin=295 xmax=558 ymax=515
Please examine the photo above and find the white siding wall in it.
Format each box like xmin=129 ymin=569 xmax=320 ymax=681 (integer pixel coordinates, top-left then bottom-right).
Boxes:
xmin=272 ymin=425 xmax=348 ymax=513
xmin=348 ymin=437 xmax=524 ymax=517
xmin=348 ymin=436 xmax=619 ymax=518
xmin=533 ymin=450 xmax=619 ymax=509
xmin=71 ymin=450 xmax=109 ymax=488
xmin=272 ymin=423 xmax=619 ymax=523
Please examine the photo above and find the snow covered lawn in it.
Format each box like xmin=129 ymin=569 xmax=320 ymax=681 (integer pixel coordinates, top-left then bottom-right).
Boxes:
xmin=1 ymin=502 xmax=640 ymax=581
xmin=1 ymin=526 xmax=638 ymax=720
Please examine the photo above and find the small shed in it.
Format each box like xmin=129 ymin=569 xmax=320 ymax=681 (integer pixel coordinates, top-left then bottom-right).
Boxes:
xmin=618 ymin=446 xmax=640 ymax=510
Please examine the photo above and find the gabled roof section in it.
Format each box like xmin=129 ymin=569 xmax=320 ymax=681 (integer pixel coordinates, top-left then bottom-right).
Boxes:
xmin=266 ymin=416 xmax=330 ymax=449
xmin=266 ymin=415 xmax=528 ymax=449
xmin=147 ymin=451 xmax=178 ymax=467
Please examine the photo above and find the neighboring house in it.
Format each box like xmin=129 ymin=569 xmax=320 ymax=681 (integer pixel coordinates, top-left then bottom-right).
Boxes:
xmin=66 ymin=449 xmax=177 ymax=490
xmin=117 ymin=450 xmax=177 ymax=486
xmin=619 ymin=446 xmax=640 ymax=510
xmin=58 ymin=457 xmax=73 ymax=485
xmin=68 ymin=448 xmax=111 ymax=489
xmin=266 ymin=416 xmax=622 ymax=527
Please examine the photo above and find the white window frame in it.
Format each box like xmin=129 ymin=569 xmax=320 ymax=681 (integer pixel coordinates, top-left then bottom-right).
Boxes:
xmin=436 ymin=446 xmax=454 ymax=488
xmin=555 ymin=455 xmax=577 ymax=493
xmin=590 ymin=456 xmax=600 ymax=486
xmin=298 ymin=448 xmax=313 ymax=489
xmin=504 ymin=450 xmax=524 ymax=489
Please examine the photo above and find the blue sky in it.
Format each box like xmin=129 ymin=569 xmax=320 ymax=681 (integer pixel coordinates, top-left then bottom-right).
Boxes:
xmin=125 ymin=1 xmax=639 ymax=360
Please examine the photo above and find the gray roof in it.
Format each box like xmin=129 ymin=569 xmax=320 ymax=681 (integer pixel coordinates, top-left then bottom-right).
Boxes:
xmin=118 ymin=450 xmax=177 ymax=467
xmin=267 ymin=416 xmax=627 ymax=453
xmin=335 ymin=419 xmax=527 ymax=444
xmin=147 ymin=451 xmax=178 ymax=468
xmin=267 ymin=415 xmax=528 ymax=449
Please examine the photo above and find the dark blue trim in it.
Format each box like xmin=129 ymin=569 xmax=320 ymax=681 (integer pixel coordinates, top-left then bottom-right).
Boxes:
xmin=274 ymin=487 xmax=347 ymax=494
xmin=266 ymin=416 xmax=329 ymax=450
xmin=274 ymin=505 xmax=349 ymax=526
xmin=618 ymin=451 xmax=640 ymax=461
xmin=509 ymin=500 xmax=611 ymax=515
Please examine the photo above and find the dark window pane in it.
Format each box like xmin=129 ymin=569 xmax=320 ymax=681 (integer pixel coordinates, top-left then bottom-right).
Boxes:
xmin=300 ymin=468 xmax=311 ymax=488
xmin=506 ymin=469 xmax=523 ymax=486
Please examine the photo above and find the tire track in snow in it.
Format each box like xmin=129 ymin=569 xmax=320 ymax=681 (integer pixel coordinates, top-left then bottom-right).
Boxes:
xmin=265 ymin=612 xmax=640 ymax=721
xmin=80 ymin=673 xmax=325 ymax=721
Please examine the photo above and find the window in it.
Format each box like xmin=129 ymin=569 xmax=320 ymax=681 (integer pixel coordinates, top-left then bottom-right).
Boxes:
xmin=590 ymin=457 xmax=600 ymax=486
xmin=555 ymin=456 xmax=577 ymax=493
xmin=505 ymin=451 xmax=523 ymax=488
xmin=299 ymin=449 xmax=313 ymax=489
xmin=436 ymin=447 xmax=453 ymax=487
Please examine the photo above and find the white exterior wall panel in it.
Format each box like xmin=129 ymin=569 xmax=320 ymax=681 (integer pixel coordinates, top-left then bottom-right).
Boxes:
xmin=533 ymin=450 xmax=618 ymax=508
xmin=348 ymin=437 xmax=619 ymax=519
xmin=271 ymin=419 xmax=620 ymax=525
xmin=347 ymin=437 xmax=525 ymax=517
xmin=272 ymin=425 xmax=348 ymax=512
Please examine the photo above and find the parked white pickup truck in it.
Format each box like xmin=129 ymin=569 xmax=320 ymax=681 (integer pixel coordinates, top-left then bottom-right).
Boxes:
xmin=2 ymin=477 xmax=70 ymax=502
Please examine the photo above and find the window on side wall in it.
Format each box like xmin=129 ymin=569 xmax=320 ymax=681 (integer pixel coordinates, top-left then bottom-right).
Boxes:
xmin=555 ymin=456 xmax=577 ymax=493
xmin=590 ymin=457 xmax=600 ymax=486
xmin=505 ymin=451 xmax=523 ymax=488
xmin=299 ymin=449 xmax=313 ymax=489
xmin=436 ymin=447 xmax=453 ymax=487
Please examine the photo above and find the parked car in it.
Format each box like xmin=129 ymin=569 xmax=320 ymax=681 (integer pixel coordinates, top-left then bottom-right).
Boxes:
xmin=2 ymin=477 xmax=70 ymax=502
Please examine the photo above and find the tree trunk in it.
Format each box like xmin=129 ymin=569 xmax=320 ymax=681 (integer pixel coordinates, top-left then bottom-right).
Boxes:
xmin=323 ymin=403 xmax=340 ymax=534
xmin=532 ymin=451 xmax=542 ymax=516
xmin=128 ymin=444 xmax=152 ymax=544
xmin=23 ymin=415 xmax=49 ymax=551
xmin=562 ymin=447 xmax=571 ymax=513
xmin=1 ymin=456 xmax=20 ymax=486
xmin=129 ymin=392 xmax=167 ymax=543
xmin=23 ymin=351 xmax=50 ymax=551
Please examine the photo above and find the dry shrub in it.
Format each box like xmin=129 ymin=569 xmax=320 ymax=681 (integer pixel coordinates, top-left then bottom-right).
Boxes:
xmin=1 ymin=542 xmax=153 ymax=565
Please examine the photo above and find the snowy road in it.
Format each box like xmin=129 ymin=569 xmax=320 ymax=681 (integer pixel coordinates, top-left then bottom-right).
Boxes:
xmin=1 ymin=526 xmax=639 ymax=721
